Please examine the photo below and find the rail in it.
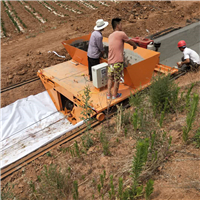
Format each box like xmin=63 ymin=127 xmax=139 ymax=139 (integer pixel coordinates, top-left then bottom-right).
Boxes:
xmin=0 ymin=101 xmax=129 ymax=180
xmin=1 ymin=76 xmax=40 ymax=93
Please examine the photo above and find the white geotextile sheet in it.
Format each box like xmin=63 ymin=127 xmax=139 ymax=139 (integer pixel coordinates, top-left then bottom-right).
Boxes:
xmin=0 ymin=91 xmax=83 ymax=168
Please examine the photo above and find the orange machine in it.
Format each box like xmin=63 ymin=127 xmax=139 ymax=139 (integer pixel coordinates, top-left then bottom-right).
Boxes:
xmin=37 ymin=34 xmax=178 ymax=124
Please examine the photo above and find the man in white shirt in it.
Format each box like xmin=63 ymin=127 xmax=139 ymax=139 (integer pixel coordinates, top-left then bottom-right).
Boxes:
xmin=177 ymin=40 xmax=200 ymax=71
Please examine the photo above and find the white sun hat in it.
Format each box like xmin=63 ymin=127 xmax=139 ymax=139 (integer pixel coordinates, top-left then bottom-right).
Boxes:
xmin=94 ymin=19 xmax=109 ymax=31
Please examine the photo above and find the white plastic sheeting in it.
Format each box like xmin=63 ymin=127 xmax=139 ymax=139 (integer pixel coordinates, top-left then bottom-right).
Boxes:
xmin=0 ymin=91 xmax=83 ymax=169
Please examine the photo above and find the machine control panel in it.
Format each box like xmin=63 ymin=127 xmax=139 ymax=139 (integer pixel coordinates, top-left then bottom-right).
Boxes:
xmin=92 ymin=62 xmax=108 ymax=88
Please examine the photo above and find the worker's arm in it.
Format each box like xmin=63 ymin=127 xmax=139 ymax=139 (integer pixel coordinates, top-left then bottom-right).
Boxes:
xmin=177 ymin=58 xmax=190 ymax=67
xmin=127 ymin=39 xmax=137 ymax=50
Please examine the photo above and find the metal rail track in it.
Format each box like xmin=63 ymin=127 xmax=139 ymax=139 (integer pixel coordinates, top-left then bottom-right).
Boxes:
xmin=1 ymin=118 xmax=99 ymax=180
xmin=0 ymin=102 xmax=127 ymax=180
xmin=1 ymin=76 xmax=40 ymax=93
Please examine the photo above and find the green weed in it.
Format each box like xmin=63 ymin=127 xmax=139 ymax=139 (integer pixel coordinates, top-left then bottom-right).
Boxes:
xmin=100 ymin=174 xmax=104 ymax=187
xmin=46 ymin=151 xmax=52 ymax=157
xmin=118 ymin=177 xmax=123 ymax=199
xmin=81 ymin=133 xmax=94 ymax=151
xmin=150 ymin=131 xmax=156 ymax=152
xmin=100 ymin=131 xmax=111 ymax=156
xmin=149 ymin=74 xmax=180 ymax=114
xmin=183 ymin=93 xmax=199 ymax=142
xmin=132 ymin=139 xmax=149 ymax=195
xmin=1 ymin=184 xmax=14 ymax=200
xmin=29 ymin=180 xmax=36 ymax=193
xmin=109 ymin=175 xmax=115 ymax=198
xmin=73 ymin=180 xmax=79 ymax=200
xmin=129 ymin=90 xmax=143 ymax=108
xmin=185 ymin=83 xmax=195 ymax=109
xmin=145 ymin=179 xmax=154 ymax=200
xmin=98 ymin=184 xmax=101 ymax=194
xmin=74 ymin=140 xmax=80 ymax=157
xmin=159 ymin=97 xmax=168 ymax=127
xmin=80 ymin=85 xmax=93 ymax=133
xmin=116 ymin=105 xmax=131 ymax=134
xmin=193 ymin=129 xmax=200 ymax=148
xmin=132 ymin=109 xmax=139 ymax=131
xmin=124 ymin=127 xmax=128 ymax=137
xmin=1 ymin=18 xmax=7 ymax=37
xmin=35 ymin=164 xmax=73 ymax=199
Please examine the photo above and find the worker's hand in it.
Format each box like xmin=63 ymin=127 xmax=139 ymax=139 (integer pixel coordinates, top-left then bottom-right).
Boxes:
xmin=177 ymin=61 xmax=182 ymax=67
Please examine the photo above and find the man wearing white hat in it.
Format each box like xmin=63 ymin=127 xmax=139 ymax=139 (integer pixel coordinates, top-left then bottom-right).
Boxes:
xmin=87 ymin=19 xmax=108 ymax=81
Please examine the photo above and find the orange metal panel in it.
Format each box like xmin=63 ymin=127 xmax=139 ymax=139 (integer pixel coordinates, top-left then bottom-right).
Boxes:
xmin=38 ymin=73 xmax=62 ymax=111
xmin=124 ymin=54 xmax=160 ymax=88
xmin=62 ymin=34 xmax=91 ymax=66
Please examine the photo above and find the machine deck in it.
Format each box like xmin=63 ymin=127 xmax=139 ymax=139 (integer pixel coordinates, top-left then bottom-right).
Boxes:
xmin=40 ymin=60 xmax=138 ymax=112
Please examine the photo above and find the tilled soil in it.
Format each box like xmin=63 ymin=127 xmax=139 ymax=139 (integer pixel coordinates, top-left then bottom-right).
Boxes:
xmin=1 ymin=1 xmax=200 ymax=107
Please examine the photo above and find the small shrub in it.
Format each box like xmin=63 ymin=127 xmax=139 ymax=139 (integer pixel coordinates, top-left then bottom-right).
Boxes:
xmin=109 ymin=175 xmax=115 ymax=198
xmin=132 ymin=109 xmax=139 ymax=131
xmin=74 ymin=140 xmax=80 ymax=157
xmin=100 ymin=131 xmax=111 ymax=156
xmin=138 ymin=108 xmax=144 ymax=129
xmin=145 ymin=179 xmax=154 ymax=200
xmin=193 ymin=129 xmax=200 ymax=148
xmin=36 ymin=164 xmax=73 ymax=199
xmin=98 ymin=184 xmax=101 ymax=194
xmin=82 ymin=133 xmax=94 ymax=151
xmin=124 ymin=127 xmax=128 ymax=137
xmin=185 ymin=83 xmax=195 ymax=109
xmin=118 ymin=177 xmax=123 ymax=199
xmin=116 ymin=104 xmax=123 ymax=134
xmin=129 ymin=90 xmax=143 ymax=108
xmin=29 ymin=180 xmax=36 ymax=193
xmin=73 ymin=180 xmax=79 ymax=200
xmin=46 ymin=151 xmax=52 ymax=157
xmin=116 ymin=105 xmax=131 ymax=134
xmin=168 ymin=136 xmax=172 ymax=149
xmin=183 ymin=93 xmax=199 ymax=142
xmin=1 ymin=18 xmax=7 ymax=37
xmin=70 ymin=147 xmax=75 ymax=157
xmin=159 ymin=97 xmax=168 ymax=127
xmin=1 ymin=184 xmax=14 ymax=200
xmin=149 ymin=74 xmax=180 ymax=114
xmin=100 ymin=174 xmax=104 ymax=187
xmin=132 ymin=139 xmax=149 ymax=195
xmin=122 ymin=109 xmax=131 ymax=126
xmin=80 ymin=85 xmax=93 ymax=133
xmin=150 ymin=131 xmax=156 ymax=152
